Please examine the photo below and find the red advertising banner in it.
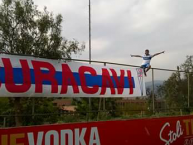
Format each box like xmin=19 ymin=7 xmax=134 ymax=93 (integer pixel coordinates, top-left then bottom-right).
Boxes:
xmin=1 ymin=115 xmax=193 ymax=145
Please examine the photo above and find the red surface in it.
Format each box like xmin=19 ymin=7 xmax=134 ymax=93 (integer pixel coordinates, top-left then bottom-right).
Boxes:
xmin=1 ymin=115 xmax=193 ymax=145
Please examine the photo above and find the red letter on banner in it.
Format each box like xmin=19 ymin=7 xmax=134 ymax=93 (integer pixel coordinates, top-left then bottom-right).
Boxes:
xmin=110 ymin=69 xmax=125 ymax=94
xmin=61 ymin=64 xmax=79 ymax=94
xmin=100 ymin=68 xmax=115 ymax=95
xmin=127 ymin=70 xmax=133 ymax=94
xmin=2 ymin=58 xmax=31 ymax=93
xmin=32 ymin=61 xmax=58 ymax=93
xmin=79 ymin=66 xmax=99 ymax=94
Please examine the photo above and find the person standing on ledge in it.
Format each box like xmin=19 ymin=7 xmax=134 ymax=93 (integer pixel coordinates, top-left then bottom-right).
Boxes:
xmin=131 ymin=49 xmax=165 ymax=76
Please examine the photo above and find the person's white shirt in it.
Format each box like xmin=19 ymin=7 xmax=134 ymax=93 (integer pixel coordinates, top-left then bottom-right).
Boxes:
xmin=141 ymin=54 xmax=152 ymax=65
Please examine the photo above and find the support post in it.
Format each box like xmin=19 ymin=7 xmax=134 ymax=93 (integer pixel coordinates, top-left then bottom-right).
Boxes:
xmin=103 ymin=98 xmax=106 ymax=111
xmin=32 ymin=98 xmax=35 ymax=119
xmin=103 ymin=63 xmax=106 ymax=111
xmin=188 ymin=73 xmax=190 ymax=108
xmin=89 ymin=97 xmax=91 ymax=121
xmin=152 ymin=69 xmax=155 ymax=113
xmin=89 ymin=0 xmax=91 ymax=62
xmin=3 ymin=117 xmax=6 ymax=127
xmin=97 ymin=98 xmax=102 ymax=121
xmin=88 ymin=0 xmax=92 ymax=121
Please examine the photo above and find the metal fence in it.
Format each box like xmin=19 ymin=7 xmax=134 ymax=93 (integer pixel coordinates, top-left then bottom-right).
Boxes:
xmin=0 ymin=54 xmax=192 ymax=127
xmin=1 ymin=107 xmax=193 ymax=128
xmin=68 ymin=58 xmax=192 ymax=113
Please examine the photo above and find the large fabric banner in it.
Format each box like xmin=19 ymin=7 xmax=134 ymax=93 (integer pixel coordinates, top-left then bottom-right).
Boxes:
xmin=0 ymin=54 xmax=146 ymax=97
xmin=0 ymin=115 xmax=193 ymax=145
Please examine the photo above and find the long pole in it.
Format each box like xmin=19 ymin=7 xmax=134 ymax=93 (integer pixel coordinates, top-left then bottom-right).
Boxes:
xmin=188 ymin=73 xmax=190 ymax=108
xmin=152 ymin=69 xmax=155 ymax=113
xmin=103 ymin=63 xmax=106 ymax=111
xmin=32 ymin=98 xmax=35 ymax=119
xmin=88 ymin=0 xmax=91 ymax=121
xmin=89 ymin=0 xmax=91 ymax=62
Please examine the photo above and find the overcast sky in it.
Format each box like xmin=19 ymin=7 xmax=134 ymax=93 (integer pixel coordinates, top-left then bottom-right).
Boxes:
xmin=1 ymin=0 xmax=192 ymax=80
xmin=33 ymin=0 xmax=193 ymax=71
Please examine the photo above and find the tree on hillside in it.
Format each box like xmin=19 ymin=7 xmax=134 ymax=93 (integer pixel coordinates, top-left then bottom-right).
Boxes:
xmin=162 ymin=72 xmax=186 ymax=108
xmin=159 ymin=56 xmax=193 ymax=109
xmin=181 ymin=56 xmax=193 ymax=106
xmin=0 ymin=0 xmax=85 ymax=126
